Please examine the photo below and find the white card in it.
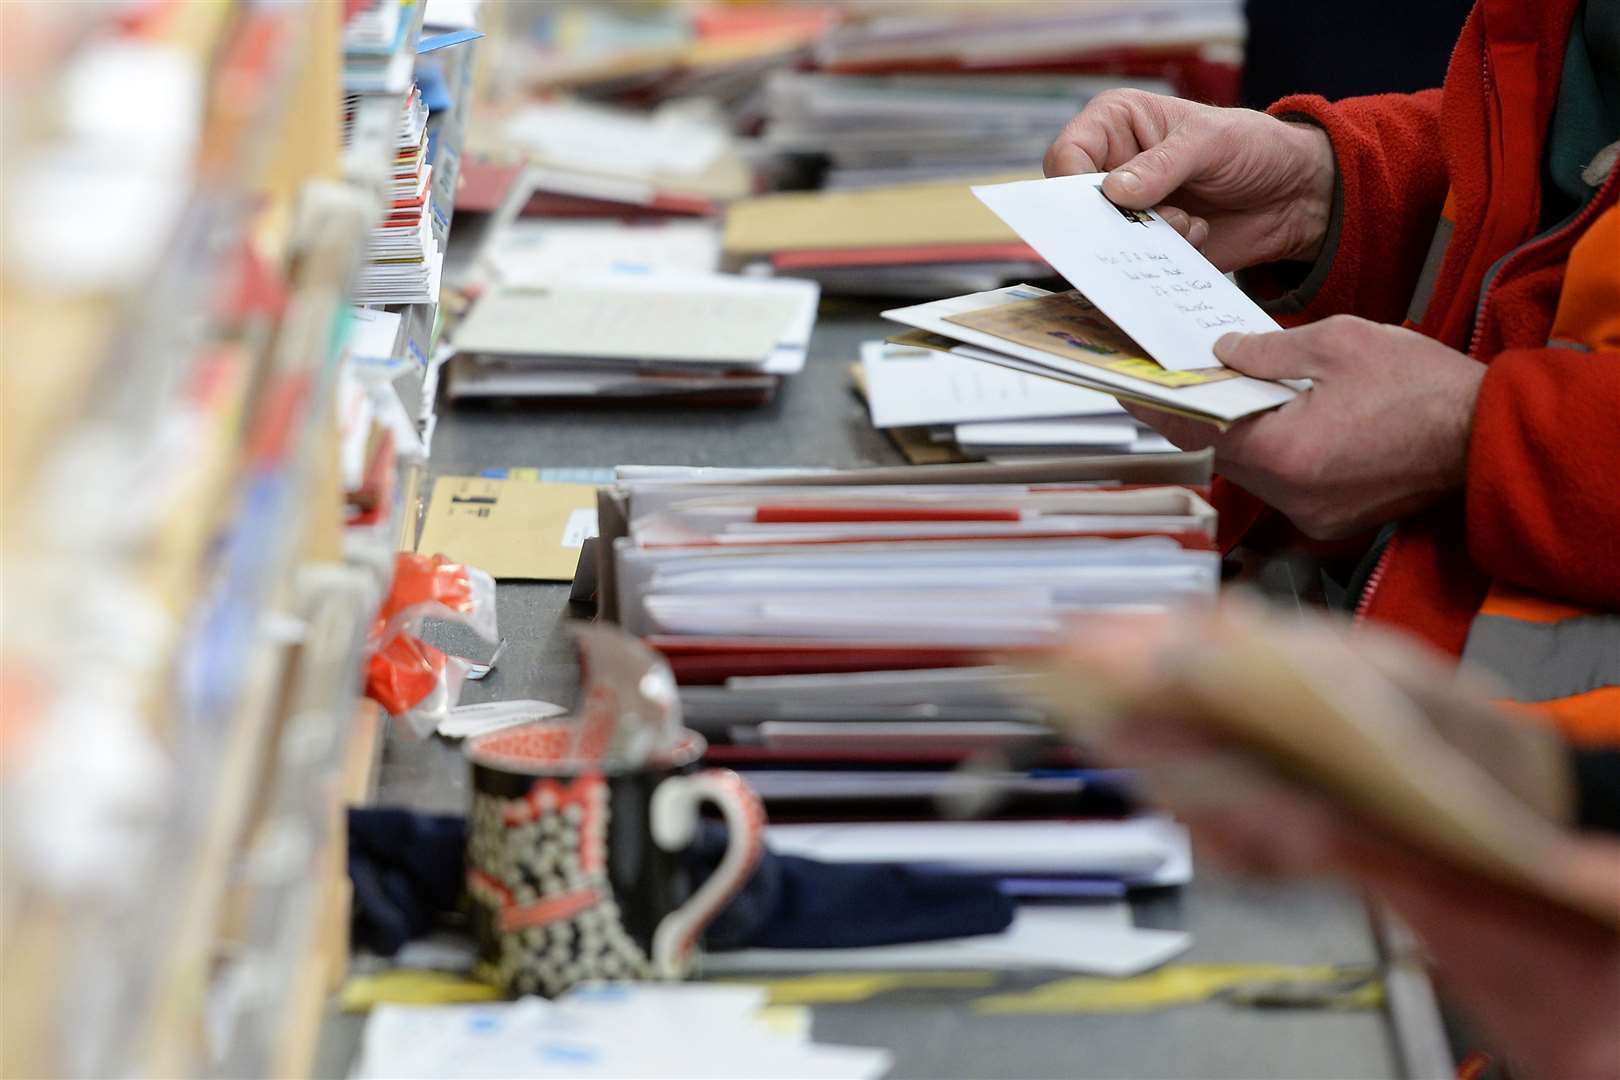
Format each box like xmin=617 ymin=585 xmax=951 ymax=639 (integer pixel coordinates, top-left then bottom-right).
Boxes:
xmin=702 ymin=905 xmax=1192 ymax=979
xmin=765 ymin=816 xmax=1191 ymax=884
xmin=953 ymin=418 xmax=1141 ymax=448
xmin=454 ymin=280 xmax=803 ymax=366
xmin=972 ymin=174 xmax=1282 ymax=371
xmin=860 ymin=340 xmax=1123 ymax=428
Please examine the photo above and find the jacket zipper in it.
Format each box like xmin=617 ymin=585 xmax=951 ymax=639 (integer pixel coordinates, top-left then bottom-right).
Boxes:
xmin=1352 ymin=538 xmax=1394 ymax=622
xmin=1353 ymin=44 xmax=1617 ymax=625
xmin=1352 ymin=48 xmax=1493 ymax=625
xmin=1466 ymin=162 xmax=1620 ymax=356
xmin=1355 ymin=161 xmax=1617 ymax=624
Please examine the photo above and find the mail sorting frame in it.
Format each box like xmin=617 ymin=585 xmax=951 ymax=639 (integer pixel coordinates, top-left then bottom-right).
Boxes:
xmin=318 ymin=307 xmax=1451 ymax=1080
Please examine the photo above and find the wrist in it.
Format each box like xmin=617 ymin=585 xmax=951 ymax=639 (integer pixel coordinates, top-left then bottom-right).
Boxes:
xmin=1440 ymin=359 xmax=1487 ymax=492
xmin=1280 ymin=121 xmax=1337 ymax=263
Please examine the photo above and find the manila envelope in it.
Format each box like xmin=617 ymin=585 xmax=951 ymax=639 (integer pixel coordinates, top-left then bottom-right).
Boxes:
xmin=416 ymin=476 xmax=600 ymax=581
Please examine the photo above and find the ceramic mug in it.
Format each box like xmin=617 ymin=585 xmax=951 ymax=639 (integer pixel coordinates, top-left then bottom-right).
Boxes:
xmin=465 ymin=720 xmax=765 ymax=997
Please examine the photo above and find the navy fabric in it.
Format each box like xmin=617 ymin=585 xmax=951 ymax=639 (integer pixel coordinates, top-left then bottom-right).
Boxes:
xmin=685 ymin=822 xmax=1015 ymax=951
xmin=347 ymin=810 xmax=1014 ymax=956
xmin=348 ymin=808 xmax=468 ymax=956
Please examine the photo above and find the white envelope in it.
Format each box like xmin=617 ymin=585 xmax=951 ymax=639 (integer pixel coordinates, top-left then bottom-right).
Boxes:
xmin=972 ymin=174 xmax=1283 ymax=371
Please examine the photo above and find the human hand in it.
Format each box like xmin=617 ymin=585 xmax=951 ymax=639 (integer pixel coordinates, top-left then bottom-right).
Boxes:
xmin=1039 ymin=605 xmax=1620 ymax=1080
xmin=1123 ymin=315 xmax=1486 ymax=539
xmin=1044 ymin=89 xmax=1335 ymax=271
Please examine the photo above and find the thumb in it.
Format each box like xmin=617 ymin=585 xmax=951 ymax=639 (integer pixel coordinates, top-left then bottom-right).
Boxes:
xmin=1214 ymin=330 xmax=1317 ymax=380
xmin=1101 ymin=123 xmax=1214 ymax=208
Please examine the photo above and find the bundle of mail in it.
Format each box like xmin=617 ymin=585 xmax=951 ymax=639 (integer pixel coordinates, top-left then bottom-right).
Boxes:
xmin=510 ymin=3 xmax=833 ymax=111
xmin=880 ymin=174 xmax=1302 ymax=428
xmin=343 ymin=0 xmax=418 ymax=96
xmin=346 ymin=84 xmax=443 ymax=305
xmin=814 ymin=2 xmax=1244 ymax=90
xmin=579 ymin=457 xmax=1210 ymax=951
xmin=592 ymin=455 xmax=1216 ymax=761
xmin=489 ymin=99 xmax=753 ymax=220
xmin=759 ymin=71 xmax=1175 ymax=191
xmin=722 ymin=175 xmax=1050 ymax=299
xmin=446 ymin=273 xmax=818 ymax=405
xmin=858 ymin=339 xmax=1178 ymax=464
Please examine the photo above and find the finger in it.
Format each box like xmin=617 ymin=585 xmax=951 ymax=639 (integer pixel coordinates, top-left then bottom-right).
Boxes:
xmin=1186 ymin=216 xmax=1209 ymax=249
xmin=1157 ymin=205 xmax=1193 ymax=238
xmin=1044 ymin=111 xmax=1114 ymax=177
xmin=1102 ymin=122 xmax=1215 ymax=208
xmin=1044 ymin=138 xmax=1099 ymax=178
xmin=1121 ymin=401 xmax=1226 ymax=452
xmin=1214 ymin=329 xmax=1321 ymax=380
xmin=1046 ymin=90 xmax=1164 ymax=177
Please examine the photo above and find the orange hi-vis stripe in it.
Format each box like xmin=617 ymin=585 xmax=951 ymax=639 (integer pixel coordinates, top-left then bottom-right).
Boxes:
xmin=1499 ymin=687 xmax=1620 ymax=746
xmin=1465 ymin=587 xmax=1620 ymax=746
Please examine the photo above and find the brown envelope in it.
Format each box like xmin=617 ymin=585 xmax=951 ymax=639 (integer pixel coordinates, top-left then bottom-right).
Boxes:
xmin=416 ymin=476 xmax=600 ymax=581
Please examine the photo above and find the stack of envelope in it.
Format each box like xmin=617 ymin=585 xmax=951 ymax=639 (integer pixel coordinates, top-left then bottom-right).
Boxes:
xmin=880 ymin=174 xmax=1303 ymax=428
xmin=592 ymin=455 xmax=1218 ymax=770
xmin=858 ymin=339 xmax=1177 ymax=464
xmin=343 ymin=0 xmax=418 ymax=96
xmin=722 ymin=175 xmax=1049 ymax=298
xmin=815 ymin=1 xmax=1243 ymax=103
xmin=446 ymin=273 xmax=819 ymax=405
xmin=347 ymin=86 xmax=443 ymax=304
xmin=492 ymin=100 xmax=752 ymax=220
xmin=760 ymin=71 xmax=1174 ymax=191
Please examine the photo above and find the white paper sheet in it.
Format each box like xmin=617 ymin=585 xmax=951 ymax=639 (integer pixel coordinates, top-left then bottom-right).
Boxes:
xmin=504 ymin=100 xmax=728 ymax=179
xmin=352 ymin=988 xmax=892 ymax=1080
xmin=455 ymin=280 xmax=802 ymax=367
xmin=954 ymin=418 xmax=1141 ymax=448
xmin=701 ymin=905 xmax=1191 ymax=979
xmin=765 ymin=816 xmax=1192 ymax=885
xmin=347 ymin=306 xmax=403 ymax=361
xmin=455 ymin=273 xmax=817 ymax=370
xmin=487 ymin=221 xmax=722 ymax=286
xmin=860 ymin=340 xmax=1123 ymax=428
xmin=972 ymin=174 xmax=1282 ymax=370
xmin=423 ymin=0 xmax=481 ymax=29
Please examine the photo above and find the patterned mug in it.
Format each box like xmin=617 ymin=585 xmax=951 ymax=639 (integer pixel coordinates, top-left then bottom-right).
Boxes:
xmin=465 ymin=720 xmax=766 ymax=997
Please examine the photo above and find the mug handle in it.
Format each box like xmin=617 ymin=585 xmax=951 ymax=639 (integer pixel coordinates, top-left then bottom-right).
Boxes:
xmin=648 ymin=768 xmax=767 ymax=978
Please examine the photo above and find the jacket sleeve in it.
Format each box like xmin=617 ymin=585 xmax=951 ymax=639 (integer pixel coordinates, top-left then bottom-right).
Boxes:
xmin=1240 ymin=89 xmax=1450 ymax=327
xmin=1467 ymin=346 xmax=1620 ymax=607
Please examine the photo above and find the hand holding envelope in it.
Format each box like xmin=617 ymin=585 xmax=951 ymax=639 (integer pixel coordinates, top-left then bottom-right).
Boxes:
xmin=1022 ymin=598 xmax=1620 ymax=1080
xmin=1025 ymin=598 xmax=1618 ymax=922
xmin=882 ymin=173 xmax=1308 ymax=428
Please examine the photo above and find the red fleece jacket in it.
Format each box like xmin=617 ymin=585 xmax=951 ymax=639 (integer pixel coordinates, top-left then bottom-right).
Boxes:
xmin=1220 ymin=0 xmax=1620 ymax=656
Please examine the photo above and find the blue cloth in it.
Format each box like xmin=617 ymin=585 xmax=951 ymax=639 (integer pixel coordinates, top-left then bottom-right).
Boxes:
xmin=348 ymin=808 xmax=467 ymax=955
xmin=685 ymin=822 xmax=1014 ymax=951
xmin=346 ymin=811 xmax=1015 ymax=957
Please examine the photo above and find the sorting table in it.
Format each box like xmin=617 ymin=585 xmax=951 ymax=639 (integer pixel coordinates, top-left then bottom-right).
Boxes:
xmin=321 ymin=305 xmax=1451 ymax=1080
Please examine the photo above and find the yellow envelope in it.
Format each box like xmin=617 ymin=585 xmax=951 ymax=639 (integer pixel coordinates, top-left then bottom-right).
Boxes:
xmin=723 ymin=173 xmax=1036 ymax=256
xmin=416 ymin=476 xmax=600 ymax=581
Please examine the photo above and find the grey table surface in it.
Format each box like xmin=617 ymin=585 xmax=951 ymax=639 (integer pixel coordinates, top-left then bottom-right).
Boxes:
xmin=322 ymin=303 xmax=1420 ymax=1080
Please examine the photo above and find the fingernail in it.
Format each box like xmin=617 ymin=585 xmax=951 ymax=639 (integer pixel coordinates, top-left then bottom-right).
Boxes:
xmin=1188 ymin=219 xmax=1209 ymax=248
xmin=1110 ymin=169 xmax=1143 ymax=194
xmin=1213 ymin=333 xmax=1248 ymax=360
